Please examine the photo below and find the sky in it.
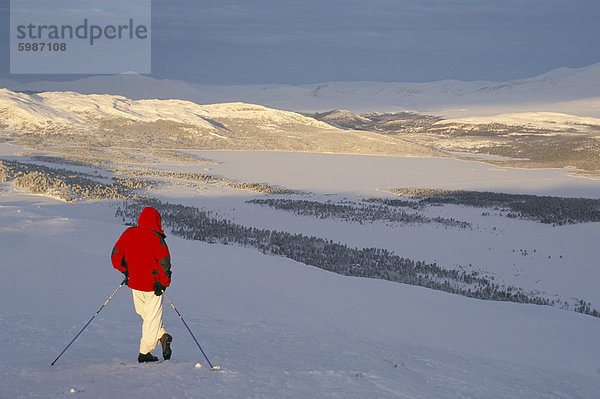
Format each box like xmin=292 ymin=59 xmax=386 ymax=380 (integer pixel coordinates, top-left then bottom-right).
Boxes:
xmin=1 ymin=0 xmax=600 ymax=85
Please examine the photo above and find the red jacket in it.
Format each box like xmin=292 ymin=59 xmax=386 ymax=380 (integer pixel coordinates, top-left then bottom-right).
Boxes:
xmin=111 ymin=207 xmax=172 ymax=291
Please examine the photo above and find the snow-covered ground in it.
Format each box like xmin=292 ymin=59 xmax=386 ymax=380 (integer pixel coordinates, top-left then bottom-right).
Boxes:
xmin=2 ymin=148 xmax=600 ymax=398
xmin=2 ymin=192 xmax=600 ymax=399
xmin=157 ymin=151 xmax=600 ymax=309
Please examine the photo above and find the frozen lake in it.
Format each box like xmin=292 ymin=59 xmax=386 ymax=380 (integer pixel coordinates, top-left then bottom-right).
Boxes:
xmin=191 ymin=150 xmax=600 ymax=197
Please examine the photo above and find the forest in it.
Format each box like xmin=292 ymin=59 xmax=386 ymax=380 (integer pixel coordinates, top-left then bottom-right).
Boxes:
xmin=114 ymin=199 xmax=599 ymax=318
xmin=248 ymin=198 xmax=470 ymax=228
xmin=388 ymin=188 xmax=600 ymax=225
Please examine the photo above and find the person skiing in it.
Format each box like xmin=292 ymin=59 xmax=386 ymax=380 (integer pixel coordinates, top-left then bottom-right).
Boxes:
xmin=111 ymin=206 xmax=173 ymax=363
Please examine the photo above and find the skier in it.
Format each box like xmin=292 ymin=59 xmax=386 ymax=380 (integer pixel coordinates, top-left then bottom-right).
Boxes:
xmin=111 ymin=206 xmax=173 ymax=363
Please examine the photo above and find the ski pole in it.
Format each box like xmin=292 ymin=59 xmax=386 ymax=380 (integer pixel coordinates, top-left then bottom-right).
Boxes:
xmin=50 ymin=277 xmax=128 ymax=366
xmin=162 ymin=291 xmax=221 ymax=371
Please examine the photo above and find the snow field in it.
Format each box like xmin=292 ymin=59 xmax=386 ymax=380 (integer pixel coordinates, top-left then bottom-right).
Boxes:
xmin=2 ymin=191 xmax=600 ymax=398
xmin=150 ymin=151 xmax=600 ymax=306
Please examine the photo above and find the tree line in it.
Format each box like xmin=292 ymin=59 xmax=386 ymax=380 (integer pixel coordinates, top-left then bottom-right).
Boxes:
xmin=113 ymin=199 xmax=600 ymax=317
xmin=387 ymin=188 xmax=600 ymax=225
xmin=248 ymin=198 xmax=470 ymax=228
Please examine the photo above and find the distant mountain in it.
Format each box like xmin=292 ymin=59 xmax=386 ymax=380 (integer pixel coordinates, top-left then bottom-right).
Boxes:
xmin=468 ymin=63 xmax=600 ymax=98
xmin=1 ymin=63 xmax=599 ymax=116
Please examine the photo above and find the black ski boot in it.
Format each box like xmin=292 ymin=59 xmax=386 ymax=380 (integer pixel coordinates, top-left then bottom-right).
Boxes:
xmin=138 ymin=352 xmax=159 ymax=363
xmin=160 ymin=333 xmax=172 ymax=360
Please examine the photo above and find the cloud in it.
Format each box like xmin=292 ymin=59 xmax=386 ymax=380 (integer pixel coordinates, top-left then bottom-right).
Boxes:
xmin=3 ymin=0 xmax=600 ymax=84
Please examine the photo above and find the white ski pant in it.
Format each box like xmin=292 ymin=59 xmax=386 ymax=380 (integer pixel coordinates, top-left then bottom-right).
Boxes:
xmin=132 ymin=289 xmax=167 ymax=354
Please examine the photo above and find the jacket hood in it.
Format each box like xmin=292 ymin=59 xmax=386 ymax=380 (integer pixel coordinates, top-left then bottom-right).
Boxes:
xmin=137 ymin=207 xmax=165 ymax=236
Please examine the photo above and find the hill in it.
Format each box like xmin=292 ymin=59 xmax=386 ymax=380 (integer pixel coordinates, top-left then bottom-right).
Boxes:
xmin=0 ymin=89 xmax=440 ymax=159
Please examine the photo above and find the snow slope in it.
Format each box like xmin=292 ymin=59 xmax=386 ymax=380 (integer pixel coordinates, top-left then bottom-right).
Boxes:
xmin=0 ymin=89 xmax=333 ymax=133
xmin=2 ymin=158 xmax=600 ymax=398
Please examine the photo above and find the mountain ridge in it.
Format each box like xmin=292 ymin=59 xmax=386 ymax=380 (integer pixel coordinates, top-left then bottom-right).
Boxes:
xmin=1 ymin=63 xmax=599 ymax=116
xmin=0 ymin=88 xmax=441 ymax=159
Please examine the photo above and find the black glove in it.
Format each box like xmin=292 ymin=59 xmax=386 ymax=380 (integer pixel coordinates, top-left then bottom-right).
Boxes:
xmin=154 ymin=281 xmax=166 ymax=296
xmin=121 ymin=270 xmax=129 ymax=285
